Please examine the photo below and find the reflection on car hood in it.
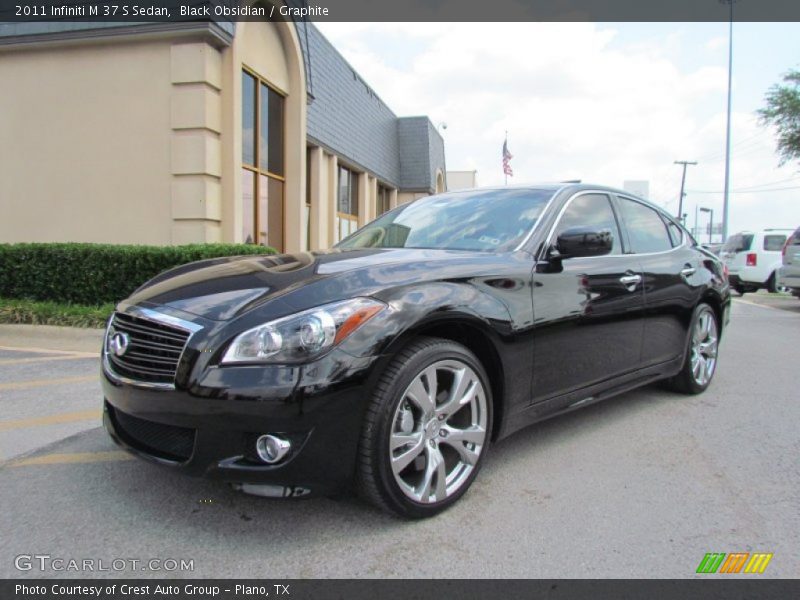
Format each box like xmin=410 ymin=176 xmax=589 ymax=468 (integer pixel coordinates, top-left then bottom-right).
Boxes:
xmin=125 ymin=247 xmax=487 ymax=321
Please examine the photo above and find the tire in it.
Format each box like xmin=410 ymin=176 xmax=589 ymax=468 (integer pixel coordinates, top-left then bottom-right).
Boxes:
xmin=734 ymin=285 xmax=746 ymax=295
xmin=356 ymin=336 xmax=493 ymax=518
xmin=767 ymin=272 xmax=788 ymax=294
xmin=664 ymin=303 xmax=719 ymax=395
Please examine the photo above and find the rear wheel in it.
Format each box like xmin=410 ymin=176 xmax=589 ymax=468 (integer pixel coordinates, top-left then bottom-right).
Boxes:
xmin=664 ymin=303 xmax=719 ymax=395
xmin=356 ymin=337 xmax=492 ymax=518
xmin=767 ymin=271 xmax=788 ymax=294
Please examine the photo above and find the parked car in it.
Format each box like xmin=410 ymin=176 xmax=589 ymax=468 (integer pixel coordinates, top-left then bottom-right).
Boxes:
xmin=779 ymin=226 xmax=800 ymax=298
xmin=101 ymin=184 xmax=731 ymax=518
xmin=720 ymin=229 xmax=793 ymax=294
xmin=701 ymin=242 xmax=724 ymax=256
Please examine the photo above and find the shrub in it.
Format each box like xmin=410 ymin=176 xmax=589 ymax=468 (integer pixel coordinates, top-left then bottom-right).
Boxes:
xmin=0 ymin=243 xmax=276 ymax=305
xmin=0 ymin=298 xmax=115 ymax=328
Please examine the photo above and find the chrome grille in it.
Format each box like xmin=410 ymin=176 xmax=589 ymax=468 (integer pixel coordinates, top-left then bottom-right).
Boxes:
xmin=106 ymin=312 xmax=191 ymax=385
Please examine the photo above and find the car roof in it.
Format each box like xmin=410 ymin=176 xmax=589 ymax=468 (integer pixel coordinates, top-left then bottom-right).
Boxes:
xmin=444 ymin=183 xmax=669 ymax=215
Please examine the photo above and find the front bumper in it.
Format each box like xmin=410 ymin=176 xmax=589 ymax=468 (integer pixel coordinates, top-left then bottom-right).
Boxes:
xmin=102 ymin=352 xmax=374 ymax=497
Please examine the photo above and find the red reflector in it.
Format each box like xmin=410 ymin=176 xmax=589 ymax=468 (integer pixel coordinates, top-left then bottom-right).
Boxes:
xmin=746 ymin=253 xmax=757 ymax=267
xmin=723 ymin=264 xmax=729 ymax=280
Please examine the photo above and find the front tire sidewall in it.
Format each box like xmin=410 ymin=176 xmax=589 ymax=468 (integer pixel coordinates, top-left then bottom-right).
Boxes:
xmin=373 ymin=341 xmax=492 ymax=518
xmin=677 ymin=303 xmax=719 ymax=395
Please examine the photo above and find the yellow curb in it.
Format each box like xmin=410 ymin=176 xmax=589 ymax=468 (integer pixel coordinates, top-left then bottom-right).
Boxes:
xmin=0 ymin=375 xmax=99 ymax=391
xmin=0 ymin=355 xmax=98 ymax=366
xmin=0 ymin=409 xmax=102 ymax=432
xmin=9 ymin=451 xmax=134 ymax=467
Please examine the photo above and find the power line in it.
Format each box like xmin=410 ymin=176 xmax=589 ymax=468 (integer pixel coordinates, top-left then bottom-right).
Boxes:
xmin=723 ymin=175 xmax=800 ymax=191
xmin=686 ymin=185 xmax=800 ymax=194
xmin=693 ymin=128 xmax=770 ymax=163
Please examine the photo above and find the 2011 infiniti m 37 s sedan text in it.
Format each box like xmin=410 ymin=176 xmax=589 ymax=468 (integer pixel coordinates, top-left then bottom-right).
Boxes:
xmin=102 ymin=183 xmax=731 ymax=518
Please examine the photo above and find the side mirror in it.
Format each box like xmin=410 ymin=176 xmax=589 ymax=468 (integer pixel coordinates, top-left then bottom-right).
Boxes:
xmin=555 ymin=227 xmax=613 ymax=258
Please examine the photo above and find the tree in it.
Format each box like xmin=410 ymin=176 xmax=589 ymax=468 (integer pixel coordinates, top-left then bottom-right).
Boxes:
xmin=758 ymin=69 xmax=800 ymax=166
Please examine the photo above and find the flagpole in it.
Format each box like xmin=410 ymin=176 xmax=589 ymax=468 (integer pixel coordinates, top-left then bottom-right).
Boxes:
xmin=504 ymin=131 xmax=508 ymax=186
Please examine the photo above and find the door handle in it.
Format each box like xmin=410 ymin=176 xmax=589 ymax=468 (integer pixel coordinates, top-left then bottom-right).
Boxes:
xmin=681 ymin=266 xmax=696 ymax=277
xmin=619 ymin=274 xmax=642 ymax=287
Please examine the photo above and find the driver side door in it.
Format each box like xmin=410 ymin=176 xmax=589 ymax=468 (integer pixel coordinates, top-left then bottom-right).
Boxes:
xmin=530 ymin=192 xmax=645 ymax=403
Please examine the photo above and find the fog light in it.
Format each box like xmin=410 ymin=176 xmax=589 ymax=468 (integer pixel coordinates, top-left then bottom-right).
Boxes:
xmin=255 ymin=435 xmax=291 ymax=464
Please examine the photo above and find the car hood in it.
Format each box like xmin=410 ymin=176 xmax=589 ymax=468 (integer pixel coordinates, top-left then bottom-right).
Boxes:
xmin=125 ymin=247 xmax=490 ymax=321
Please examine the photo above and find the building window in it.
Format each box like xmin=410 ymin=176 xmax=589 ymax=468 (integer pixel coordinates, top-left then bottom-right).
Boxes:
xmin=377 ymin=184 xmax=391 ymax=216
xmin=304 ymin=146 xmax=312 ymax=251
xmin=337 ymin=165 xmax=359 ymax=241
xmin=241 ymin=68 xmax=285 ymax=249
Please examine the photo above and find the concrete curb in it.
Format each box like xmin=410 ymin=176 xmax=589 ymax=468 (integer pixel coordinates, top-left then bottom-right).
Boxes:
xmin=0 ymin=324 xmax=103 ymax=354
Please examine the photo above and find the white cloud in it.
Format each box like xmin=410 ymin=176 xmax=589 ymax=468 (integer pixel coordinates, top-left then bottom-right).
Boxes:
xmin=706 ymin=36 xmax=727 ymax=51
xmin=317 ymin=22 xmax=800 ymax=237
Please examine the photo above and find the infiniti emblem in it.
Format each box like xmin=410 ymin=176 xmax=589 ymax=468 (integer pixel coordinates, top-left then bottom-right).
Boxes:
xmin=109 ymin=331 xmax=131 ymax=357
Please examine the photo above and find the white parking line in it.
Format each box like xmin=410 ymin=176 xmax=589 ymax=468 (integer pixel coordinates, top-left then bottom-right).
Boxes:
xmin=733 ymin=297 xmax=797 ymax=313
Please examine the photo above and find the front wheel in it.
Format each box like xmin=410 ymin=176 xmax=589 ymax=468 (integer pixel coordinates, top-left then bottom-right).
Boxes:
xmin=664 ymin=303 xmax=719 ymax=395
xmin=356 ymin=337 xmax=492 ymax=518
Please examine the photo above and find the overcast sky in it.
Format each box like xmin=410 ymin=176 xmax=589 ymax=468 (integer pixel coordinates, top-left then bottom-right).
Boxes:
xmin=316 ymin=22 xmax=800 ymax=240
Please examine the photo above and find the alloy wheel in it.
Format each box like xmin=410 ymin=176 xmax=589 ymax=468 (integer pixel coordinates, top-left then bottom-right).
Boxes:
xmin=690 ymin=309 xmax=718 ymax=386
xmin=389 ymin=359 xmax=488 ymax=504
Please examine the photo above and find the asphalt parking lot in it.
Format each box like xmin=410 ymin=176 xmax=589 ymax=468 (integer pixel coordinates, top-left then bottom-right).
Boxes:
xmin=0 ymin=297 xmax=798 ymax=579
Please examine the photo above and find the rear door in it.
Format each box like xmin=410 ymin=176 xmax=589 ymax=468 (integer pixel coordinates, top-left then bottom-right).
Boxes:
xmin=720 ymin=233 xmax=753 ymax=281
xmin=614 ymin=195 xmax=701 ymax=368
xmin=531 ymin=192 xmax=645 ymax=402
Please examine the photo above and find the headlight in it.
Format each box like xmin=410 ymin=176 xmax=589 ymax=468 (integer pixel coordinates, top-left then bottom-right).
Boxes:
xmin=221 ymin=297 xmax=386 ymax=364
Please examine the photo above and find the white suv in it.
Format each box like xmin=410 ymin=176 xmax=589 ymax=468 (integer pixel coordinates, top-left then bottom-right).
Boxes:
xmin=720 ymin=229 xmax=794 ymax=294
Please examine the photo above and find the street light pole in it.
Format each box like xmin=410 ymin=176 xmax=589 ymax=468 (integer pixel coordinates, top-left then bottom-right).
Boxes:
xmin=674 ymin=160 xmax=697 ymax=225
xmin=720 ymin=0 xmax=736 ymax=241
xmin=700 ymin=207 xmax=714 ymax=244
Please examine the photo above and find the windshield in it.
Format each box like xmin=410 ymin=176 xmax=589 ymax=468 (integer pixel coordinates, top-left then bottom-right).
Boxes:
xmin=336 ymin=188 xmax=554 ymax=252
xmin=722 ymin=233 xmax=753 ymax=253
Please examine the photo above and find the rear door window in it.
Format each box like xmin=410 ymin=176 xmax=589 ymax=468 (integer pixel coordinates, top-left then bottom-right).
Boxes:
xmin=722 ymin=234 xmax=753 ymax=253
xmin=616 ymin=197 xmax=673 ymax=253
xmin=763 ymin=234 xmax=787 ymax=251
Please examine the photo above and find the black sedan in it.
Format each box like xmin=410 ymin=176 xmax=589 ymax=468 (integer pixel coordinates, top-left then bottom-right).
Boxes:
xmin=102 ymin=184 xmax=730 ymax=518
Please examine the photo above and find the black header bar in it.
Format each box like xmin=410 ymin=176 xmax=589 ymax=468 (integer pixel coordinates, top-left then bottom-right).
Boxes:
xmin=1 ymin=0 xmax=800 ymax=23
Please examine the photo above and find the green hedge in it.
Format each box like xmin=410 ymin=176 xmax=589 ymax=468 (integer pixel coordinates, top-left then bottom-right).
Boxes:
xmin=0 ymin=298 xmax=115 ymax=328
xmin=0 ymin=243 xmax=276 ymax=306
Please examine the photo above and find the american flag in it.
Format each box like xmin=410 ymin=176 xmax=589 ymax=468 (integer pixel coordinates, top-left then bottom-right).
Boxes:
xmin=502 ymin=138 xmax=513 ymax=177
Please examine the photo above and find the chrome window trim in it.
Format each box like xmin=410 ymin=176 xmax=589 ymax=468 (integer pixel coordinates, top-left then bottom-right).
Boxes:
xmin=513 ymin=187 xmax=566 ymax=252
xmin=102 ymin=308 xmax=202 ymax=391
xmin=538 ymin=190 xmax=688 ymax=261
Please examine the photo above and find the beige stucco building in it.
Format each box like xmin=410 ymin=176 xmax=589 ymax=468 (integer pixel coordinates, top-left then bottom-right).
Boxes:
xmin=0 ymin=17 xmax=447 ymax=252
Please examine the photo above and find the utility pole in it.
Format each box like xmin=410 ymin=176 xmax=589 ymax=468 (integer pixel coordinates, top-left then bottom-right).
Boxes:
xmin=720 ymin=0 xmax=737 ymax=241
xmin=674 ymin=160 xmax=697 ymax=225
